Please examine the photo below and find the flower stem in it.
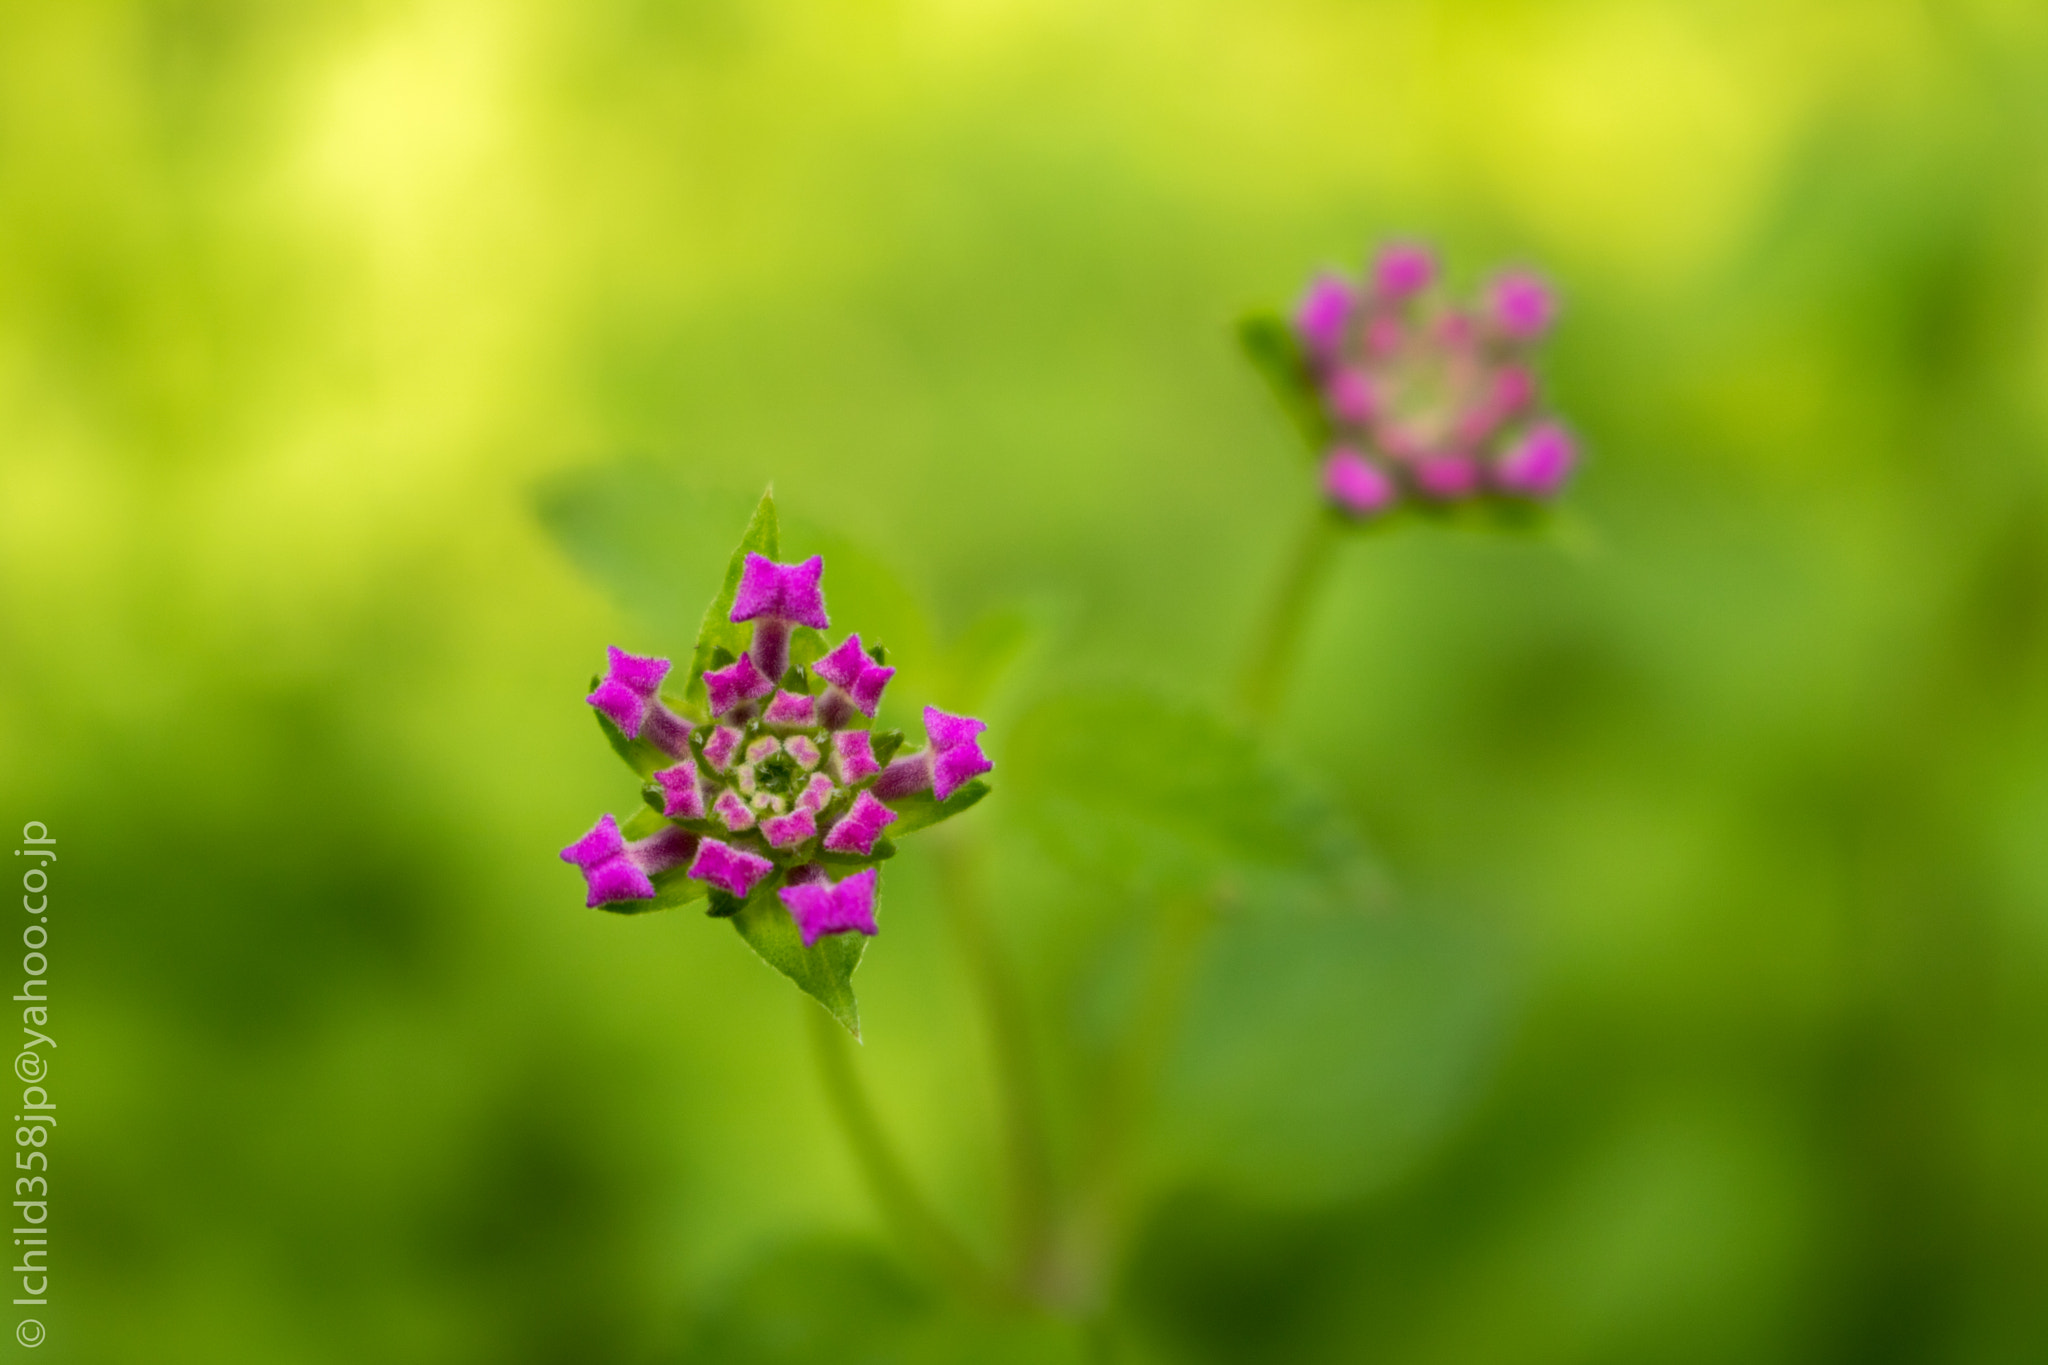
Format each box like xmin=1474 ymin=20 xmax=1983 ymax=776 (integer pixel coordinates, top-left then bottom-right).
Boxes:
xmin=1074 ymin=893 xmax=1213 ymax=1276
xmin=1237 ymin=509 xmax=1341 ymax=725
xmin=805 ymin=1002 xmax=1015 ymax=1307
xmin=936 ymin=834 xmax=1057 ymax=1294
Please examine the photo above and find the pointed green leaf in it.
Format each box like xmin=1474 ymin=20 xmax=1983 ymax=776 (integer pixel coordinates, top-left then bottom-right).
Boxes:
xmin=1008 ymin=688 xmax=1377 ymax=907
xmin=1238 ymin=311 xmax=1329 ymax=457
xmin=884 ymin=780 xmax=992 ymax=839
xmin=685 ymin=489 xmax=779 ymax=711
xmin=728 ymin=870 xmax=872 ymax=1037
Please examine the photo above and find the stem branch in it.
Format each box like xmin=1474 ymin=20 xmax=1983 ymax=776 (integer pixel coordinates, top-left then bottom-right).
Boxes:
xmin=938 ymin=836 xmax=1057 ymax=1293
xmin=806 ymin=1003 xmax=1014 ymax=1307
xmin=1236 ymin=509 xmax=1340 ymax=725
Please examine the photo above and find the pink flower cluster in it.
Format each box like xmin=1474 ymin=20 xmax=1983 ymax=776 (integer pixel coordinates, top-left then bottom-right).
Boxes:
xmin=563 ymin=554 xmax=993 ymax=946
xmin=1296 ymin=243 xmax=1576 ymax=517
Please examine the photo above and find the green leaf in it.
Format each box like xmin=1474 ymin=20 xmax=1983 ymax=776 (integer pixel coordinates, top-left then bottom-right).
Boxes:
xmin=1237 ymin=311 xmax=1328 ymax=457
xmin=1007 ymin=688 xmax=1377 ymax=906
xmin=534 ymin=462 xmax=761 ymax=641
xmin=885 ymin=780 xmax=992 ymax=838
xmin=1156 ymin=907 xmax=1509 ymax=1205
xmin=728 ymin=870 xmax=872 ymax=1037
xmin=686 ymin=488 xmax=779 ymax=711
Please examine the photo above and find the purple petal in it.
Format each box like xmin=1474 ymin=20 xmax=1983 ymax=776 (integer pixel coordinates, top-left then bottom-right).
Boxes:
xmin=730 ymin=554 xmax=829 ymax=629
xmin=785 ymin=735 xmax=821 ymax=769
xmin=822 ymin=791 xmax=899 ymax=856
xmin=714 ymin=790 xmax=757 ymax=833
xmin=1323 ymin=449 xmax=1396 ymax=516
xmin=765 ymin=689 xmax=817 ymax=727
xmin=654 ymin=763 xmax=707 ymax=820
xmin=761 ymin=807 xmax=817 ymax=849
xmin=604 ymin=646 xmax=669 ymax=697
xmin=932 ymin=739 xmax=993 ymax=802
xmin=689 ymin=839 xmax=776 ymax=900
xmin=1494 ymin=423 xmax=1577 ymax=496
xmin=849 ymin=663 xmax=895 ymax=717
xmin=924 ymin=706 xmax=988 ymax=754
xmin=1294 ymin=274 xmax=1352 ymax=358
xmin=1374 ymin=243 xmax=1437 ymax=301
xmin=583 ymin=858 xmax=655 ymax=907
xmin=798 ymin=772 xmax=837 ymax=813
xmin=1490 ymin=270 xmax=1555 ymax=339
xmin=832 ymin=730 xmax=880 ymax=784
xmin=705 ymin=652 xmax=774 ymax=716
xmin=815 ymin=634 xmax=873 ymax=691
xmin=560 ymin=813 xmax=627 ymax=869
xmin=586 ymin=680 xmax=649 ymax=738
xmin=702 ymin=726 xmax=743 ymax=770
xmin=777 ymin=867 xmax=879 ymax=947
xmin=816 ymin=635 xmax=895 ymax=717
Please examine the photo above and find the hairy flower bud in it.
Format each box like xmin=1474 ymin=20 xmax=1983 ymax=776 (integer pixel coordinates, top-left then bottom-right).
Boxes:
xmin=567 ymin=548 xmax=992 ymax=949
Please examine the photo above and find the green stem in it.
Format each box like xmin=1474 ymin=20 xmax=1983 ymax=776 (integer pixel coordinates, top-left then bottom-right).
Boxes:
xmin=1236 ymin=509 xmax=1341 ymax=725
xmin=1076 ymin=893 xmax=1213 ymax=1262
xmin=806 ymin=1003 xmax=1015 ymax=1307
xmin=937 ymin=834 xmax=1057 ymax=1293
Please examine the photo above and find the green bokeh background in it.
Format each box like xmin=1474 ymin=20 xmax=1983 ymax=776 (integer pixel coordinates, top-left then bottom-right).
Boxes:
xmin=6 ymin=0 xmax=2048 ymax=1360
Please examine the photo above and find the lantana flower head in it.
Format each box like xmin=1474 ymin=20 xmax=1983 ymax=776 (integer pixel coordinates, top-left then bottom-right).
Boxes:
xmin=1289 ymin=241 xmax=1577 ymax=518
xmin=559 ymin=508 xmax=994 ymax=1012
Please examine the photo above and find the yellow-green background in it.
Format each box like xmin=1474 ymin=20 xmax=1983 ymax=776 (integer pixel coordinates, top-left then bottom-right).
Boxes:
xmin=5 ymin=0 xmax=2048 ymax=1360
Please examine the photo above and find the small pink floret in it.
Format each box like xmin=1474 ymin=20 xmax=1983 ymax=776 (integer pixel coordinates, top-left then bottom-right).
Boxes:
xmin=586 ymin=646 xmax=671 ymax=739
xmin=823 ymin=791 xmax=899 ymax=856
xmin=714 ymin=790 xmax=757 ymax=833
xmin=777 ymin=867 xmax=880 ymax=947
xmin=1294 ymin=274 xmax=1353 ymax=357
xmin=923 ymin=706 xmax=992 ymax=802
xmin=705 ymin=652 xmax=773 ymax=716
xmin=761 ymin=808 xmax=817 ymax=849
xmin=765 ymin=690 xmax=817 ymax=727
xmin=1374 ymin=243 xmax=1437 ymax=301
xmin=702 ymin=726 xmax=742 ymax=771
xmin=689 ymin=838 xmax=775 ymax=900
xmin=654 ymin=762 xmax=706 ymax=820
xmin=1494 ymin=422 xmax=1577 ymax=496
xmin=832 ymin=730 xmax=881 ymax=785
xmin=798 ymin=773 xmax=837 ymax=813
xmin=1322 ymin=449 xmax=1395 ymax=516
xmin=1490 ymin=270 xmax=1555 ymax=339
xmin=730 ymin=554 xmax=829 ymax=630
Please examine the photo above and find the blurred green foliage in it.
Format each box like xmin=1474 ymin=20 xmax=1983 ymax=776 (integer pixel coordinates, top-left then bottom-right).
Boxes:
xmin=5 ymin=0 xmax=2048 ymax=1361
